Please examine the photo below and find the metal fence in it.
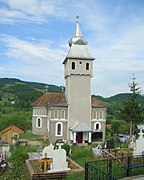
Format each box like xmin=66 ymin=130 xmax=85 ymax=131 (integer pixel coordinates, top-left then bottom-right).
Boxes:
xmin=85 ymin=155 xmax=144 ymax=180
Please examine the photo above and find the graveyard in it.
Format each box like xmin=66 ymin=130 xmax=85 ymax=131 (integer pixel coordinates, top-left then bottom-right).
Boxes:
xmin=1 ymin=128 xmax=144 ymax=179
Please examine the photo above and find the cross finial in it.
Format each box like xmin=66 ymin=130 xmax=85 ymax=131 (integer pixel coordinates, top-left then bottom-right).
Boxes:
xmin=76 ymin=13 xmax=79 ymax=22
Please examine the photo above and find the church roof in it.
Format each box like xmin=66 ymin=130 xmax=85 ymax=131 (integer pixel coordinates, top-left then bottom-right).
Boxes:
xmin=91 ymin=96 xmax=110 ymax=107
xmin=32 ymin=92 xmax=110 ymax=107
xmin=70 ymin=121 xmax=92 ymax=132
xmin=32 ymin=92 xmax=67 ymax=106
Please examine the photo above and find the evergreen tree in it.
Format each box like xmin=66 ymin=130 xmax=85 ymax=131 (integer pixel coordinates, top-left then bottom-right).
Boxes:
xmin=119 ymin=74 xmax=143 ymax=139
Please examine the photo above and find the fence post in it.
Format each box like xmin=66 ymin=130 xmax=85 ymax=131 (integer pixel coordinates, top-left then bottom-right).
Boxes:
xmin=85 ymin=162 xmax=88 ymax=180
xmin=108 ymin=159 xmax=112 ymax=179
xmin=126 ymin=156 xmax=131 ymax=177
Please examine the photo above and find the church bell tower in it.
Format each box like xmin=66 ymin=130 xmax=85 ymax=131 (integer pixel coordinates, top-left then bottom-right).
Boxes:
xmin=63 ymin=16 xmax=95 ymax=137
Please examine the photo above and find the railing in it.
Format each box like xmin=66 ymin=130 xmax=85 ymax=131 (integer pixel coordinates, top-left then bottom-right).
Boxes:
xmin=85 ymin=155 xmax=144 ymax=180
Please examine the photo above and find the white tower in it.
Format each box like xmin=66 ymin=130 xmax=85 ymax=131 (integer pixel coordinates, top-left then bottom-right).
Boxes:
xmin=63 ymin=17 xmax=95 ymax=142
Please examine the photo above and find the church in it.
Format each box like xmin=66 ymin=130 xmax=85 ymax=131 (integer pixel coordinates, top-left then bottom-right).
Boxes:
xmin=32 ymin=17 xmax=110 ymax=144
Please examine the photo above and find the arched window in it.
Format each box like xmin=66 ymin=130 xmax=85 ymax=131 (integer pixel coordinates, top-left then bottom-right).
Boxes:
xmin=99 ymin=111 xmax=103 ymax=119
xmin=72 ymin=62 xmax=75 ymax=70
xmin=96 ymin=123 xmax=99 ymax=130
xmin=36 ymin=117 xmax=42 ymax=128
xmin=86 ymin=62 xmax=89 ymax=70
xmin=54 ymin=110 xmax=59 ymax=119
xmin=61 ymin=110 xmax=65 ymax=119
xmin=94 ymin=122 xmax=101 ymax=131
xmin=55 ymin=122 xmax=63 ymax=136
xmin=93 ymin=110 xmax=98 ymax=119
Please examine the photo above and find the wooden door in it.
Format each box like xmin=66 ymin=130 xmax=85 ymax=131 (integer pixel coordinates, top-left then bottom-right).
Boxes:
xmin=76 ymin=132 xmax=83 ymax=143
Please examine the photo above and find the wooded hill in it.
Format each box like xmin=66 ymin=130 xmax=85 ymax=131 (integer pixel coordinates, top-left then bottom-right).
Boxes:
xmin=0 ymin=78 xmax=144 ymax=133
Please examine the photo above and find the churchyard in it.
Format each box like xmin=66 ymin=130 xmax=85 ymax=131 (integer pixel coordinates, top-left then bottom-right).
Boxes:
xmin=1 ymin=129 xmax=144 ymax=179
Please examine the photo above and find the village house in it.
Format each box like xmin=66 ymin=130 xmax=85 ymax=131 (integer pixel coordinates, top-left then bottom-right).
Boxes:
xmin=1 ymin=125 xmax=24 ymax=144
xmin=32 ymin=17 xmax=110 ymax=144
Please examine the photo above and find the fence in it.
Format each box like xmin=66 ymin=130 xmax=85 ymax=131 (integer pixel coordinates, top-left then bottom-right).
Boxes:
xmin=85 ymin=155 xmax=144 ymax=180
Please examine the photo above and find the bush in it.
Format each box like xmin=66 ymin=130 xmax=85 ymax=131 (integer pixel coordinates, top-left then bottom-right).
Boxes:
xmin=62 ymin=143 xmax=70 ymax=156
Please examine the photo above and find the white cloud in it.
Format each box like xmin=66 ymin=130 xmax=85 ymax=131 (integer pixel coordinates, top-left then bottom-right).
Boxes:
xmin=0 ymin=34 xmax=66 ymax=84
xmin=0 ymin=0 xmax=67 ymax=24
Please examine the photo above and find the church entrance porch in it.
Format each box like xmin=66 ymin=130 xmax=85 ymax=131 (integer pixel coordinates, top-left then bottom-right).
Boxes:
xmin=70 ymin=121 xmax=93 ymax=144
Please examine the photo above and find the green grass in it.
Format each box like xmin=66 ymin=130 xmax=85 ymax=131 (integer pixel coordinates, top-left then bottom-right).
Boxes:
xmin=69 ymin=146 xmax=94 ymax=167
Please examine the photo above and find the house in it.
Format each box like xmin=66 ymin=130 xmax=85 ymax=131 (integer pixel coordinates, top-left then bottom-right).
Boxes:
xmin=32 ymin=17 xmax=110 ymax=144
xmin=1 ymin=125 xmax=24 ymax=144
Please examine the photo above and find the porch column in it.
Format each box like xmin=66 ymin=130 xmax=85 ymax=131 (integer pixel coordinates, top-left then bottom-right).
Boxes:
xmin=88 ymin=132 xmax=92 ymax=143
xmin=73 ymin=132 xmax=76 ymax=144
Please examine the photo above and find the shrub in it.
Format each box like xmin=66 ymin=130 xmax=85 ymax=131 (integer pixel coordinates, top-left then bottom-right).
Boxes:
xmin=62 ymin=143 xmax=70 ymax=156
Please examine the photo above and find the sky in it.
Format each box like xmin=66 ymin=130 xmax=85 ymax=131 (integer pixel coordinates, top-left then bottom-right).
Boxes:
xmin=0 ymin=0 xmax=144 ymax=97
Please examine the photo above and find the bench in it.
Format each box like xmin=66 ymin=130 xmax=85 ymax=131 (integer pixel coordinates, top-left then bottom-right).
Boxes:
xmin=32 ymin=171 xmax=67 ymax=180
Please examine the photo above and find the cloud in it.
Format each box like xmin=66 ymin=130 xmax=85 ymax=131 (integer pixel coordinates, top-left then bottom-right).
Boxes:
xmin=0 ymin=0 xmax=67 ymax=24
xmin=0 ymin=34 xmax=66 ymax=84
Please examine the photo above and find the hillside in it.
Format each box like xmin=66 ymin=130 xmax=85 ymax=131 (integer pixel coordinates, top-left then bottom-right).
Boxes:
xmin=0 ymin=78 xmax=144 ymax=133
xmin=0 ymin=78 xmax=62 ymax=110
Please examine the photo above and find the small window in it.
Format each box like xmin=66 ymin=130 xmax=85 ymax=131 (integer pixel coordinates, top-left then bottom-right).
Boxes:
xmin=55 ymin=122 xmax=63 ymax=136
xmin=86 ymin=62 xmax=89 ymax=70
xmin=36 ymin=117 xmax=42 ymax=128
xmin=72 ymin=62 xmax=75 ymax=70
xmin=94 ymin=122 xmax=101 ymax=130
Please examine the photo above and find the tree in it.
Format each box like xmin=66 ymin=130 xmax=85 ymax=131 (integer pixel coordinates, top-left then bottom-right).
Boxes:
xmin=119 ymin=74 xmax=143 ymax=139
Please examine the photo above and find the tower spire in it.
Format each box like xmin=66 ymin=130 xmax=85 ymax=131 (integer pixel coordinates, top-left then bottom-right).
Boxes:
xmin=68 ymin=15 xmax=87 ymax=47
xmin=75 ymin=15 xmax=82 ymax=37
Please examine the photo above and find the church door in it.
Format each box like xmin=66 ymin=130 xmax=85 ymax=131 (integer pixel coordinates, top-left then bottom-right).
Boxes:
xmin=76 ymin=132 xmax=83 ymax=143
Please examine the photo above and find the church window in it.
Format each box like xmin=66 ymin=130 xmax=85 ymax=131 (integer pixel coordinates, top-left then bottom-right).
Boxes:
xmin=99 ymin=111 xmax=103 ymax=119
xmin=86 ymin=62 xmax=89 ymax=70
xmin=94 ymin=122 xmax=101 ymax=131
xmin=55 ymin=122 xmax=63 ymax=136
xmin=72 ymin=62 xmax=75 ymax=70
xmin=79 ymin=61 xmax=82 ymax=64
xmin=36 ymin=117 xmax=42 ymax=128
xmin=54 ymin=110 xmax=59 ymax=119
xmin=61 ymin=110 xmax=65 ymax=119
xmin=93 ymin=110 xmax=98 ymax=119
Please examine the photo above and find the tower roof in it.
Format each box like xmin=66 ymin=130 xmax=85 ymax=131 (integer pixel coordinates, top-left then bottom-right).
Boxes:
xmin=63 ymin=16 xmax=94 ymax=64
xmin=68 ymin=16 xmax=87 ymax=47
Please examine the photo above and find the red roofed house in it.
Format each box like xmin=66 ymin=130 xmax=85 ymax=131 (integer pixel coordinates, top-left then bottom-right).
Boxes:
xmin=32 ymin=17 xmax=110 ymax=144
xmin=1 ymin=125 xmax=24 ymax=144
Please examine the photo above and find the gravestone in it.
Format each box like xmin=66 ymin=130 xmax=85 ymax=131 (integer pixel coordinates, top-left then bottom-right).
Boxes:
xmin=133 ymin=129 xmax=144 ymax=156
xmin=129 ymin=136 xmax=136 ymax=150
xmin=49 ymin=148 xmax=70 ymax=172
xmin=92 ymin=144 xmax=102 ymax=157
xmin=42 ymin=143 xmax=54 ymax=159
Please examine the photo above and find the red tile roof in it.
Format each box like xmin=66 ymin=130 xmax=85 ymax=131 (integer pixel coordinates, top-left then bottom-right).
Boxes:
xmin=91 ymin=96 xmax=110 ymax=107
xmin=1 ymin=125 xmax=24 ymax=135
xmin=33 ymin=92 xmax=110 ymax=107
xmin=32 ymin=92 xmax=67 ymax=105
